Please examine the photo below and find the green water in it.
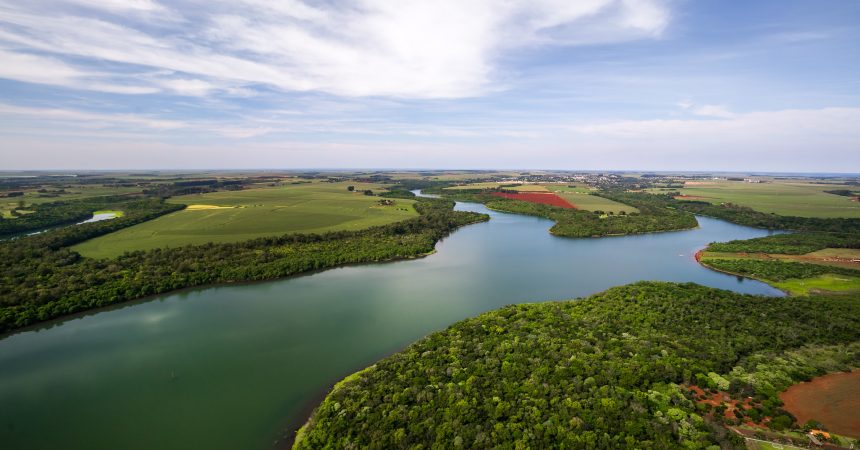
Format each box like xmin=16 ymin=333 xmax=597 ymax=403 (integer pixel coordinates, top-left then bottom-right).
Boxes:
xmin=0 ymin=200 xmax=783 ymax=450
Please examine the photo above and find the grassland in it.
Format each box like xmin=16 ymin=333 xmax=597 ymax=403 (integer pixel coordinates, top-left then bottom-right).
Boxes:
xmin=672 ymin=180 xmax=860 ymax=218
xmin=772 ymin=274 xmax=860 ymax=296
xmin=72 ymin=182 xmax=418 ymax=259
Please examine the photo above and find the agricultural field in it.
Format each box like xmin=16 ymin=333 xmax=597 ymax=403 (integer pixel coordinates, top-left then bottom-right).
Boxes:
xmin=505 ymin=184 xmax=548 ymax=192
xmin=489 ymin=191 xmax=574 ymax=208
xmin=549 ymin=184 xmax=593 ymax=194
xmin=780 ymin=370 xmax=860 ymax=440
xmin=672 ymin=180 xmax=860 ymax=218
xmin=0 ymin=184 xmax=141 ymax=217
xmin=554 ymin=192 xmax=639 ymax=214
xmin=72 ymin=182 xmax=418 ymax=259
xmin=444 ymin=182 xmax=507 ymax=190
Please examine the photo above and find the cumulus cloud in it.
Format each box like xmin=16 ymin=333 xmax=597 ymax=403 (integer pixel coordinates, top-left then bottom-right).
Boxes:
xmin=0 ymin=0 xmax=671 ymax=98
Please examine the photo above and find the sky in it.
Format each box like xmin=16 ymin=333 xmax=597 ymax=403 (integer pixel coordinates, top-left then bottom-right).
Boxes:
xmin=0 ymin=0 xmax=859 ymax=172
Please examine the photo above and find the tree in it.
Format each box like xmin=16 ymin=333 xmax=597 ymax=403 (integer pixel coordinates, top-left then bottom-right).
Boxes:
xmin=347 ymin=185 xmax=355 ymax=192
xmin=363 ymin=190 xmax=374 ymax=196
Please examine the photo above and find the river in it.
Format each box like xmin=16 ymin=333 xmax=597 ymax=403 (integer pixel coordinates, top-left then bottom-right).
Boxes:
xmin=0 ymin=198 xmax=782 ymax=450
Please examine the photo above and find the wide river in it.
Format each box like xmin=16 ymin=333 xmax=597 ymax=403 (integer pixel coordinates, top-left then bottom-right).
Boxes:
xmin=0 ymin=198 xmax=783 ymax=450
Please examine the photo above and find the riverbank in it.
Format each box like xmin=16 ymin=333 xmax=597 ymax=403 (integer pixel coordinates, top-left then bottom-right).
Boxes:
xmin=0 ymin=199 xmax=783 ymax=450
xmin=291 ymin=282 xmax=860 ymax=449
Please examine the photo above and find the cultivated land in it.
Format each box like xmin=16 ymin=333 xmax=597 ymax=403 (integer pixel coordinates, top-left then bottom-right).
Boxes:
xmin=670 ymin=180 xmax=860 ymax=218
xmin=1 ymin=184 xmax=141 ymax=218
xmin=780 ymin=370 xmax=860 ymax=439
xmin=72 ymin=182 xmax=418 ymax=259
xmin=554 ymin=191 xmax=640 ymax=214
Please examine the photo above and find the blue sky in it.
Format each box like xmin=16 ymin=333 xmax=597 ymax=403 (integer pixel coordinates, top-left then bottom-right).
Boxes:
xmin=0 ymin=0 xmax=858 ymax=171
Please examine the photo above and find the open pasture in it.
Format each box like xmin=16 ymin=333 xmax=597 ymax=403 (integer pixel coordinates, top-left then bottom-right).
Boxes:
xmin=72 ymin=182 xmax=417 ymax=259
xmin=676 ymin=180 xmax=860 ymax=218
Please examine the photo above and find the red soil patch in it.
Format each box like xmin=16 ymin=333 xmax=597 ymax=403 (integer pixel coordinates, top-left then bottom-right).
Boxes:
xmin=779 ymin=369 xmax=860 ymax=438
xmin=688 ymin=385 xmax=766 ymax=424
xmin=490 ymin=191 xmax=576 ymax=209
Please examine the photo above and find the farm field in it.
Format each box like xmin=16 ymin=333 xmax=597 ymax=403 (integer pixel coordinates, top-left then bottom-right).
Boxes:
xmin=554 ymin=192 xmax=639 ymax=214
xmin=72 ymin=182 xmax=418 ymax=259
xmin=673 ymin=180 xmax=860 ymax=218
xmin=489 ymin=191 xmax=574 ymax=208
xmin=443 ymin=181 xmax=511 ymax=190
xmin=505 ymin=184 xmax=548 ymax=192
xmin=780 ymin=370 xmax=860 ymax=439
xmin=1 ymin=184 xmax=141 ymax=217
xmin=549 ymin=184 xmax=592 ymax=194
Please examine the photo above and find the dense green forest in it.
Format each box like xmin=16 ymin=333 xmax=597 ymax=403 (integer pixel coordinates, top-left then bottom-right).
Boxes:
xmin=442 ymin=191 xmax=698 ymax=237
xmin=295 ymin=282 xmax=860 ymax=449
xmin=0 ymin=198 xmax=487 ymax=332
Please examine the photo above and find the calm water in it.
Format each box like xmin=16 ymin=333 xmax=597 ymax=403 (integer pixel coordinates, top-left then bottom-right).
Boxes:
xmin=0 ymin=200 xmax=782 ymax=450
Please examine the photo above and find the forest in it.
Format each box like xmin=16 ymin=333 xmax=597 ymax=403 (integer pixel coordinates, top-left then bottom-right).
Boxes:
xmin=0 ymin=197 xmax=487 ymax=332
xmin=294 ymin=282 xmax=860 ymax=449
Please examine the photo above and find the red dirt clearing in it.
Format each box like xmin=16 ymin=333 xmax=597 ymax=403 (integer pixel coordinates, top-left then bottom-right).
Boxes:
xmin=779 ymin=369 xmax=860 ymax=438
xmin=490 ymin=191 xmax=575 ymax=209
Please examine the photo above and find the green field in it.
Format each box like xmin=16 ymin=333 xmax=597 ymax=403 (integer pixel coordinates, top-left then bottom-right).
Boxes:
xmin=555 ymin=192 xmax=640 ymax=214
xmin=548 ymin=184 xmax=593 ymax=194
xmin=674 ymin=180 xmax=860 ymax=218
xmin=72 ymin=182 xmax=418 ymax=259
xmin=1 ymin=184 xmax=141 ymax=218
xmin=773 ymin=274 xmax=860 ymax=296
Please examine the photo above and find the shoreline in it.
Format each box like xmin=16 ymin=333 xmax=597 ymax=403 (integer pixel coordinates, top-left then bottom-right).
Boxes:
xmin=0 ymin=215 xmax=489 ymax=340
xmin=482 ymin=203 xmax=700 ymax=238
xmin=694 ymin=249 xmax=792 ymax=296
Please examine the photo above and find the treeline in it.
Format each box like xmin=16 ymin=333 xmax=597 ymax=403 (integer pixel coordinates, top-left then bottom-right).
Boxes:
xmin=295 ymin=282 xmax=860 ymax=449
xmin=670 ymin=198 xmax=860 ymax=233
xmin=707 ymin=232 xmax=860 ymax=254
xmin=701 ymin=258 xmax=859 ymax=282
xmin=444 ymin=191 xmax=698 ymax=237
xmin=0 ymin=198 xmax=487 ymax=332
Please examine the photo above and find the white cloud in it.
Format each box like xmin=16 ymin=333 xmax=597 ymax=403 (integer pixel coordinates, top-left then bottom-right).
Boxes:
xmin=0 ymin=0 xmax=671 ymax=98
xmin=0 ymin=104 xmax=187 ymax=130
xmin=691 ymin=104 xmax=735 ymax=119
